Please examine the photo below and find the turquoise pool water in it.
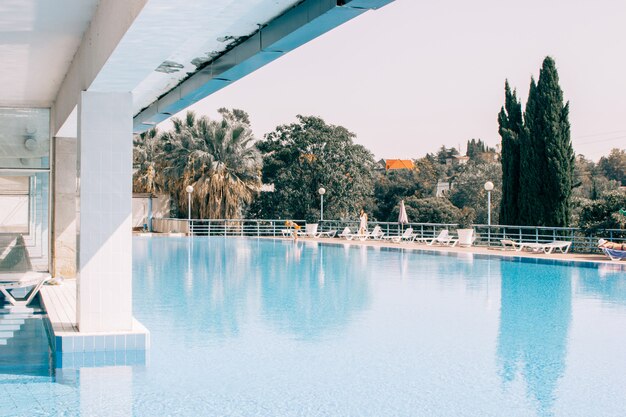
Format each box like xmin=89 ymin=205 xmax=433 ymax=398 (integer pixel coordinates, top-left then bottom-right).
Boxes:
xmin=1 ymin=237 xmax=626 ymax=416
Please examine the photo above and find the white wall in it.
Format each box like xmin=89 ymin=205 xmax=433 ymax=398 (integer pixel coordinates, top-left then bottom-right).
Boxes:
xmin=132 ymin=195 xmax=170 ymax=229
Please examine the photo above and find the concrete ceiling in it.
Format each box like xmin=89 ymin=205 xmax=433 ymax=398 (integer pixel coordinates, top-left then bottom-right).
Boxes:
xmin=89 ymin=0 xmax=301 ymax=116
xmin=0 ymin=0 xmax=300 ymax=111
xmin=0 ymin=0 xmax=100 ymax=107
xmin=0 ymin=0 xmax=394 ymax=136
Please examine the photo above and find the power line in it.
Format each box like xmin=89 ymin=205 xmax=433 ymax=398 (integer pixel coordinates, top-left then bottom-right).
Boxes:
xmin=575 ymin=135 xmax=626 ymax=145
xmin=573 ymin=129 xmax=626 ymax=139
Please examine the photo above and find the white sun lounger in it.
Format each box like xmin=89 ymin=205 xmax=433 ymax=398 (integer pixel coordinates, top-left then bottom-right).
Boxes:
xmin=346 ymin=225 xmax=385 ymax=241
xmin=338 ymin=227 xmax=352 ymax=239
xmin=500 ymin=239 xmax=521 ymax=251
xmin=346 ymin=232 xmax=370 ymax=241
xmin=381 ymin=227 xmax=415 ymax=243
xmin=315 ymin=230 xmax=337 ymax=238
xmin=426 ymin=230 xmax=458 ymax=247
xmin=517 ymin=240 xmax=571 ymax=254
xmin=414 ymin=229 xmax=445 ymax=244
xmin=369 ymin=225 xmax=385 ymax=240
xmin=0 ymin=272 xmax=50 ymax=306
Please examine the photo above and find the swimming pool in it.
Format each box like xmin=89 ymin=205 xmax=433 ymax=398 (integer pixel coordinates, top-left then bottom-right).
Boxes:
xmin=1 ymin=237 xmax=626 ymax=416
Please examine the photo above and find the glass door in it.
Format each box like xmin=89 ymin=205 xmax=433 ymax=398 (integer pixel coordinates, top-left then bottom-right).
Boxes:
xmin=0 ymin=108 xmax=50 ymax=273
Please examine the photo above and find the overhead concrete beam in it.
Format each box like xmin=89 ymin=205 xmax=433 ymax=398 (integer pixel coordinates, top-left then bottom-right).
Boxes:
xmin=133 ymin=0 xmax=395 ymax=133
xmin=52 ymin=0 xmax=148 ymax=136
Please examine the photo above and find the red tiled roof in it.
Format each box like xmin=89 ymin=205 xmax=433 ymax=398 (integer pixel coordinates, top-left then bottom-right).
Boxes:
xmin=385 ymin=159 xmax=415 ymax=170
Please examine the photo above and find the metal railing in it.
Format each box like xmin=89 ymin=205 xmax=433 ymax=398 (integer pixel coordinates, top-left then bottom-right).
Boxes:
xmin=152 ymin=218 xmax=306 ymax=237
xmin=317 ymin=220 xmax=625 ymax=253
xmin=191 ymin=219 xmax=306 ymax=237
xmin=150 ymin=217 xmax=626 ymax=254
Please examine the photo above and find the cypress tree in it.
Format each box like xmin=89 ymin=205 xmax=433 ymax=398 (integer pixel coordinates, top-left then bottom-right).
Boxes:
xmin=498 ymin=80 xmax=523 ymax=225
xmin=519 ymin=78 xmax=542 ymax=225
xmin=519 ymin=57 xmax=574 ymax=226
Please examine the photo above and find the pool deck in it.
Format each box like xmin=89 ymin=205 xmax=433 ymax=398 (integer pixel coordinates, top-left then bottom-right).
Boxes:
xmin=39 ymin=279 xmax=149 ymax=364
xmin=143 ymin=231 xmax=625 ymax=268
xmin=273 ymin=236 xmax=626 ymax=269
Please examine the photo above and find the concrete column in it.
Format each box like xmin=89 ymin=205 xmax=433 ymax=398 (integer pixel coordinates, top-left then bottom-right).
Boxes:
xmin=53 ymin=137 xmax=77 ymax=278
xmin=77 ymin=91 xmax=133 ymax=332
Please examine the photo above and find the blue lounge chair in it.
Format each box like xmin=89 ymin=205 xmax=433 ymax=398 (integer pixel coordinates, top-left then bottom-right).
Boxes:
xmin=602 ymin=248 xmax=626 ymax=261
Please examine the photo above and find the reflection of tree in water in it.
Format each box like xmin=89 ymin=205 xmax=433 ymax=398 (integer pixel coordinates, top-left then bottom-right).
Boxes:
xmin=134 ymin=238 xmax=371 ymax=343
xmin=133 ymin=238 xmax=254 ymax=341
xmin=259 ymin=241 xmax=371 ymax=340
xmin=497 ymin=261 xmax=572 ymax=417
xmin=575 ymin=264 xmax=626 ymax=307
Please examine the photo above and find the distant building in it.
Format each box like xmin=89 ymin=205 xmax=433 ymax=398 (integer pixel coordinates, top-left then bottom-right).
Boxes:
xmin=446 ymin=155 xmax=470 ymax=166
xmin=436 ymin=180 xmax=454 ymax=197
xmin=260 ymin=183 xmax=275 ymax=192
xmin=378 ymin=159 xmax=415 ymax=171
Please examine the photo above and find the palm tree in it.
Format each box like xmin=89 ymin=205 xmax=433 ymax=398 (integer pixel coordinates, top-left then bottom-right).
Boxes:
xmin=160 ymin=110 xmax=262 ymax=219
xmin=133 ymin=127 xmax=163 ymax=194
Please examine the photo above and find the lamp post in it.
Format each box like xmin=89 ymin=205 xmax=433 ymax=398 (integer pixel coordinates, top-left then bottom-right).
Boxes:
xmin=484 ymin=181 xmax=494 ymax=225
xmin=186 ymin=185 xmax=194 ymax=221
xmin=318 ymin=187 xmax=326 ymax=221
xmin=484 ymin=181 xmax=494 ymax=247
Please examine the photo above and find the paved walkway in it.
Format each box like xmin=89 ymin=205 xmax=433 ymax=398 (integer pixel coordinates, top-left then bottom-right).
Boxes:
xmin=274 ymin=236 xmax=625 ymax=268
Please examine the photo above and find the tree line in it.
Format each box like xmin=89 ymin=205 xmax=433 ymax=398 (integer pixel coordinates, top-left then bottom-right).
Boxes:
xmin=133 ymin=58 xmax=625 ymax=229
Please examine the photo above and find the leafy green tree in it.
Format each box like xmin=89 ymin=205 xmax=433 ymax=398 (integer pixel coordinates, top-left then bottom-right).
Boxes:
xmin=395 ymin=196 xmax=463 ymax=224
xmin=572 ymin=154 xmax=620 ymax=200
xmin=466 ymin=139 xmax=495 ymax=161
xmin=372 ymin=157 xmax=439 ymax=221
xmin=252 ymin=116 xmax=375 ymax=220
xmin=133 ymin=127 xmax=163 ymax=194
xmin=160 ymin=109 xmax=262 ymax=219
xmin=448 ymin=161 xmax=502 ymax=224
xmin=519 ymin=57 xmax=574 ymax=226
xmin=598 ymin=148 xmax=626 ymax=186
xmin=435 ymin=146 xmax=459 ymax=164
xmin=414 ymin=157 xmax=442 ymax=195
xmin=578 ymin=190 xmax=626 ymax=231
xmin=498 ymin=80 xmax=523 ymax=225
xmin=373 ymin=170 xmax=420 ymax=221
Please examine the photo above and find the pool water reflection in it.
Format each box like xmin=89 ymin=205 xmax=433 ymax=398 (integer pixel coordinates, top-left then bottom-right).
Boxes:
xmin=1 ymin=237 xmax=625 ymax=416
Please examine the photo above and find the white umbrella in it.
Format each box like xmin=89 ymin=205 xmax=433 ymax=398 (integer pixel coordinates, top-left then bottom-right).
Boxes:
xmin=398 ymin=200 xmax=408 ymax=230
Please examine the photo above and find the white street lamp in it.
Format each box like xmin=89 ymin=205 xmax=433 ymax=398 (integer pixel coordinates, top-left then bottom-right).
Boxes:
xmin=484 ymin=181 xmax=494 ymax=226
xmin=318 ymin=187 xmax=326 ymax=221
xmin=186 ymin=185 xmax=194 ymax=221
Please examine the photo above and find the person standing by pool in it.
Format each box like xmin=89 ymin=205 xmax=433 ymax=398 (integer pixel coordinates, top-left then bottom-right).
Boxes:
xmin=285 ymin=220 xmax=301 ymax=241
xmin=359 ymin=209 xmax=368 ymax=235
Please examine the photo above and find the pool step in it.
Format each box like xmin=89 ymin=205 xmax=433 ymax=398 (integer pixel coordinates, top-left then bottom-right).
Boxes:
xmin=0 ymin=303 xmax=51 ymax=377
xmin=0 ymin=309 xmax=26 ymax=345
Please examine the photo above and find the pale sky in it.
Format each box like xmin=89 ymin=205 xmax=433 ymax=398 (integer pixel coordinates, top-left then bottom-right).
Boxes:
xmin=164 ymin=0 xmax=626 ymax=161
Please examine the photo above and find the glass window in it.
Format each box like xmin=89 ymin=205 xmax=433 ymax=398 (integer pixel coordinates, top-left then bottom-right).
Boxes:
xmin=0 ymin=108 xmax=50 ymax=169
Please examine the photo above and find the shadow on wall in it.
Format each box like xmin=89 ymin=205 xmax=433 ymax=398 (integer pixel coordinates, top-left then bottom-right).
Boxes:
xmin=0 ymin=234 xmax=31 ymax=272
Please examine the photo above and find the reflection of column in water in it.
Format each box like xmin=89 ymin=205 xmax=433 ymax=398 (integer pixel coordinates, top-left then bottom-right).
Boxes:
xmin=497 ymin=263 xmax=571 ymax=417
xmin=485 ymin=258 xmax=493 ymax=310
xmin=185 ymin=237 xmax=193 ymax=294
xmin=400 ymin=250 xmax=408 ymax=280
xmin=359 ymin=244 xmax=367 ymax=267
xmin=80 ymin=366 xmax=133 ymax=416
xmin=318 ymin=244 xmax=324 ymax=287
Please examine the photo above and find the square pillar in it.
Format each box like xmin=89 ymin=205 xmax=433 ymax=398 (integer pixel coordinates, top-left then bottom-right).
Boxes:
xmin=77 ymin=92 xmax=133 ymax=332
